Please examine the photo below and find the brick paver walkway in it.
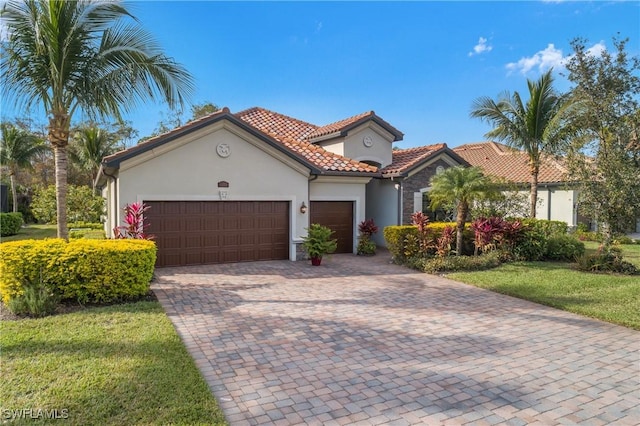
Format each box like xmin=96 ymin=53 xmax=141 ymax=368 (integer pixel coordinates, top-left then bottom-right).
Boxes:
xmin=153 ymin=253 xmax=639 ymax=425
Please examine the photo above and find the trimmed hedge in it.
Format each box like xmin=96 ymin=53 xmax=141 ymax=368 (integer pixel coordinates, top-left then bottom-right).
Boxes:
xmin=545 ymin=235 xmax=585 ymax=261
xmin=384 ymin=223 xmax=474 ymax=262
xmin=1 ymin=212 xmax=24 ymax=237
xmin=0 ymin=239 xmax=156 ymax=305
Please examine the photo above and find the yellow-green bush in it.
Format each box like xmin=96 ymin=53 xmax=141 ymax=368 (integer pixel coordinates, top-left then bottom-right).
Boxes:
xmin=1 ymin=212 xmax=24 ymax=236
xmin=384 ymin=222 xmax=475 ymax=262
xmin=0 ymin=239 xmax=156 ymax=305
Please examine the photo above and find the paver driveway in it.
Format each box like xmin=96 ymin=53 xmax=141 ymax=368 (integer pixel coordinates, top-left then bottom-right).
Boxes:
xmin=153 ymin=253 xmax=639 ymax=425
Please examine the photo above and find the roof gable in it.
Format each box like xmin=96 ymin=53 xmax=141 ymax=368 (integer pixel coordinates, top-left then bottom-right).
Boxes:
xmin=308 ymin=111 xmax=404 ymax=142
xmin=453 ymin=141 xmax=568 ymax=184
xmin=382 ymin=143 xmax=469 ymax=177
xmin=102 ymin=106 xmax=381 ymax=177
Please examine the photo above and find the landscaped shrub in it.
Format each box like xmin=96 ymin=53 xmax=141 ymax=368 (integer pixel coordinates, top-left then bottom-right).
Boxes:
xmin=68 ymin=221 xmax=103 ymax=230
xmin=31 ymin=185 xmax=104 ymax=224
xmin=6 ymin=274 xmax=59 ymax=317
xmin=384 ymin=223 xmax=474 ymax=262
xmin=69 ymin=229 xmax=106 ymax=239
xmin=422 ymin=251 xmax=503 ymax=274
xmin=383 ymin=225 xmax=419 ymax=263
xmin=357 ymin=219 xmax=378 ymax=255
xmin=0 ymin=212 xmax=23 ymax=236
xmin=520 ymin=218 xmax=568 ymax=236
xmin=114 ymin=202 xmax=153 ymax=239
xmin=512 ymin=224 xmax=548 ymax=261
xmin=0 ymin=239 xmax=156 ymax=308
xmin=471 ymin=217 xmax=523 ymax=255
xmin=576 ymin=245 xmax=639 ymax=275
xmin=545 ymin=235 xmax=585 ymax=261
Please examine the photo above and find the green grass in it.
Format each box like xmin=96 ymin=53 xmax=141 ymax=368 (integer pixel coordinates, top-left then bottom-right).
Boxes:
xmin=0 ymin=302 xmax=227 ymax=425
xmin=1 ymin=224 xmax=58 ymax=242
xmin=449 ymin=244 xmax=640 ymax=330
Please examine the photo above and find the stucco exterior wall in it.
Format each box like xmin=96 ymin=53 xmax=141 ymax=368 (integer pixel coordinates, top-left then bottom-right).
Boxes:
xmin=365 ymin=178 xmax=400 ymax=246
xmin=113 ymin=124 xmax=310 ymax=260
xmin=529 ymin=187 xmax=578 ymax=227
xmin=342 ymin=127 xmax=393 ymax=167
xmin=310 ymin=176 xmax=370 ymax=253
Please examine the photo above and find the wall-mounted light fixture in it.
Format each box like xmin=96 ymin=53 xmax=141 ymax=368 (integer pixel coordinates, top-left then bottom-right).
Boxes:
xmin=300 ymin=202 xmax=308 ymax=214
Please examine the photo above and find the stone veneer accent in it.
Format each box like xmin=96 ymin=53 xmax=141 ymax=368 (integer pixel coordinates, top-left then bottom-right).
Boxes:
xmin=401 ymin=159 xmax=452 ymax=224
xmin=295 ymin=242 xmax=308 ymax=261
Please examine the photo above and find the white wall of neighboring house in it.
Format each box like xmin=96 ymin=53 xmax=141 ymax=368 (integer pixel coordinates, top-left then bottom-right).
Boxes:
xmin=112 ymin=122 xmax=311 ymax=259
xmin=310 ymin=176 xmax=370 ymax=252
xmin=527 ymin=187 xmax=578 ymax=227
xmin=365 ymin=178 xmax=400 ymax=246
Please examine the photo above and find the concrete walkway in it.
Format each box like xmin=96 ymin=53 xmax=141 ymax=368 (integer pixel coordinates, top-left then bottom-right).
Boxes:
xmin=153 ymin=254 xmax=639 ymax=425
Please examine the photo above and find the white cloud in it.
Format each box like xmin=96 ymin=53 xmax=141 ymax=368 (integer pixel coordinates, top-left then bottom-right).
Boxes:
xmin=506 ymin=43 xmax=565 ymax=74
xmin=506 ymin=41 xmax=607 ymax=75
xmin=468 ymin=37 xmax=493 ymax=57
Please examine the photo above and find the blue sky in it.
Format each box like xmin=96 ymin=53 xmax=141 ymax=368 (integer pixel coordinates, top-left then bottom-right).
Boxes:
xmin=2 ymin=1 xmax=639 ymax=149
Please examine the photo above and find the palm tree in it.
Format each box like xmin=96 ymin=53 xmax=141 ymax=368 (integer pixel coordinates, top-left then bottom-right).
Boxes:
xmin=428 ymin=166 xmax=496 ymax=256
xmin=470 ymin=69 xmax=569 ymax=218
xmin=70 ymin=126 xmax=120 ymax=193
xmin=0 ymin=123 xmax=48 ymax=212
xmin=1 ymin=0 xmax=194 ymax=239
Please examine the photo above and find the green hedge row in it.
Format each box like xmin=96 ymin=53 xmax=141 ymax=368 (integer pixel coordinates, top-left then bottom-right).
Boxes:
xmin=383 ymin=223 xmax=474 ymax=262
xmin=0 ymin=239 xmax=156 ymax=305
xmin=1 ymin=212 xmax=24 ymax=237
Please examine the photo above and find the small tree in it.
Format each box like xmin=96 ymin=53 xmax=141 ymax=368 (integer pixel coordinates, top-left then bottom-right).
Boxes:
xmin=564 ymin=36 xmax=640 ymax=246
xmin=428 ymin=166 xmax=497 ymax=255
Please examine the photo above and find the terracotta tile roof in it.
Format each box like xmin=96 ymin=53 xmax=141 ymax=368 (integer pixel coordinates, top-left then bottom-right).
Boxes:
xmin=235 ymin=107 xmax=318 ymax=143
xmin=381 ymin=143 xmax=447 ymax=176
xmin=308 ymin=110 xmax=404 ymax=141
xmin=235 ymin=107 xmax=378 ymax=174
xmin=453 ymin=141 xmax=568 ymax=184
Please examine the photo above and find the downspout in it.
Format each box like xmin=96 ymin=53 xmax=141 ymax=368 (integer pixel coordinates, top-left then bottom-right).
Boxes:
xmin=547 ymin=186 xmax=552 ymax=221
xmin=102 ymin=169 xmax=118 ymax=238
xmin=397 ymin=178 xmax=403 ymax=225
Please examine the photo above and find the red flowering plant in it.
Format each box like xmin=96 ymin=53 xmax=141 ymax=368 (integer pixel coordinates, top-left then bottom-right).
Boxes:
xmin=435 ymin=225 xmax=455 ymax=258
xmin=357 ymin=218 xmax=379 ymax=255
xmin=113 ymin=202 xmax=154 ymax=240
xmin=471 ymin=216 xmax=523 ymax=255
xmin=411 ymin=211 xmax=434 ymax=254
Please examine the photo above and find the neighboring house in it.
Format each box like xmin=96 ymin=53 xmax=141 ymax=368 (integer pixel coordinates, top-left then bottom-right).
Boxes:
xmin=452 ymin=142 xmax=584 ymax=228
xmin=97 ymin=107 xmax=402 ymax=266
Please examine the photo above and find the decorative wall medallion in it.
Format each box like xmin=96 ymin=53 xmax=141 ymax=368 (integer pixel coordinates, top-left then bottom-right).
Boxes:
xmin=436 ymin=165 xmax=445 ymax=175
xmin=363 ymin=136 xmax=374 ymax=147
xmin=216 ymin=143 xmax=231 ymax=158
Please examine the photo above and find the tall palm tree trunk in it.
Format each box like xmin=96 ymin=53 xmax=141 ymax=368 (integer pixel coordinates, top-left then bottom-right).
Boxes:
xmin=455 ymin=202 xmax=468 ymax=256
xmin=9 ymin=172 xmax=18 ymax=213
xmin=49 ymin=114 xmax=71 ymax=240
xmin=530 ymin=167 xmax=539 ymax=218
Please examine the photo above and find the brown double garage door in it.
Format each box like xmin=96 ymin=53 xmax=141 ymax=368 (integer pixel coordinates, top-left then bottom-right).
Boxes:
xmin=145 ymin=200 xmax=354 ymax=267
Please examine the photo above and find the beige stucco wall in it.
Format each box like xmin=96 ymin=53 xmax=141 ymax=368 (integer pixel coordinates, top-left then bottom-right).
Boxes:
xmin=315 ymin=123 xmax=394 ymax=168
xmin=113 ymin=122 xmax=311 ymax=260
xmin=342 ymin=126 xmax=393 ymax=167
xmin=528 ymin=187 xmax=578 ymax=227
xmin=310 ymin=176 xmax=370 ymax=253
xmin=365 ymin=178 xmax=400 ymax=246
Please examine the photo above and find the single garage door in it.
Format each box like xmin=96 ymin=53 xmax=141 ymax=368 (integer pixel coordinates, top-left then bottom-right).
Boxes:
xmin=310 ymin=201 xmax=354 ymax=254
xmin=145 ymin=201 xmax=289 ymax=267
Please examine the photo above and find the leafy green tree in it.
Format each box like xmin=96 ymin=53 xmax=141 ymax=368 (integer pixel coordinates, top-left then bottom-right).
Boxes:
xmin=0 ymin=123 xmax=48 ymax=212
xmin=470 ymin=69 xmax=571 ymax=218
xmin=428 ymin=166 xmax=497 ymax=255
xmin=1 ymin=0 xmax=194 ymax=239
xmin=191 ymin=102 xmax=220 ymax=120
xmin=70 ymin=126 xmax=120 ymax=193
xmin=31 ymin=184 xmax=105 ymax=224
xmin=564 ymin=36 xmax=640 ymax=245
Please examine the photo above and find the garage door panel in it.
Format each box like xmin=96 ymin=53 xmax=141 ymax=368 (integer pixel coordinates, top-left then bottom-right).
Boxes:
xmin=145 ymin=201 xmax=290 ymax=267
xmin=310 ymin=201 xmax=354 ymax=254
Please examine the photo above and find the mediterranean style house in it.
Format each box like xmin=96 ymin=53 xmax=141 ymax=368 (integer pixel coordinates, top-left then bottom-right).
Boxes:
xmin=97 ymin=107 xmax=592 ymax=267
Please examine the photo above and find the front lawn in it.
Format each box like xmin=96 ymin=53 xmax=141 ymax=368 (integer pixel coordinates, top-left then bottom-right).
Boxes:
xmin=449 ymin=245 xmax=640 ymax=330
xmin=0 ymin=301 xmax=227 ymax=425
xmin=1 ymin=224 xmax=57 ymax=242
